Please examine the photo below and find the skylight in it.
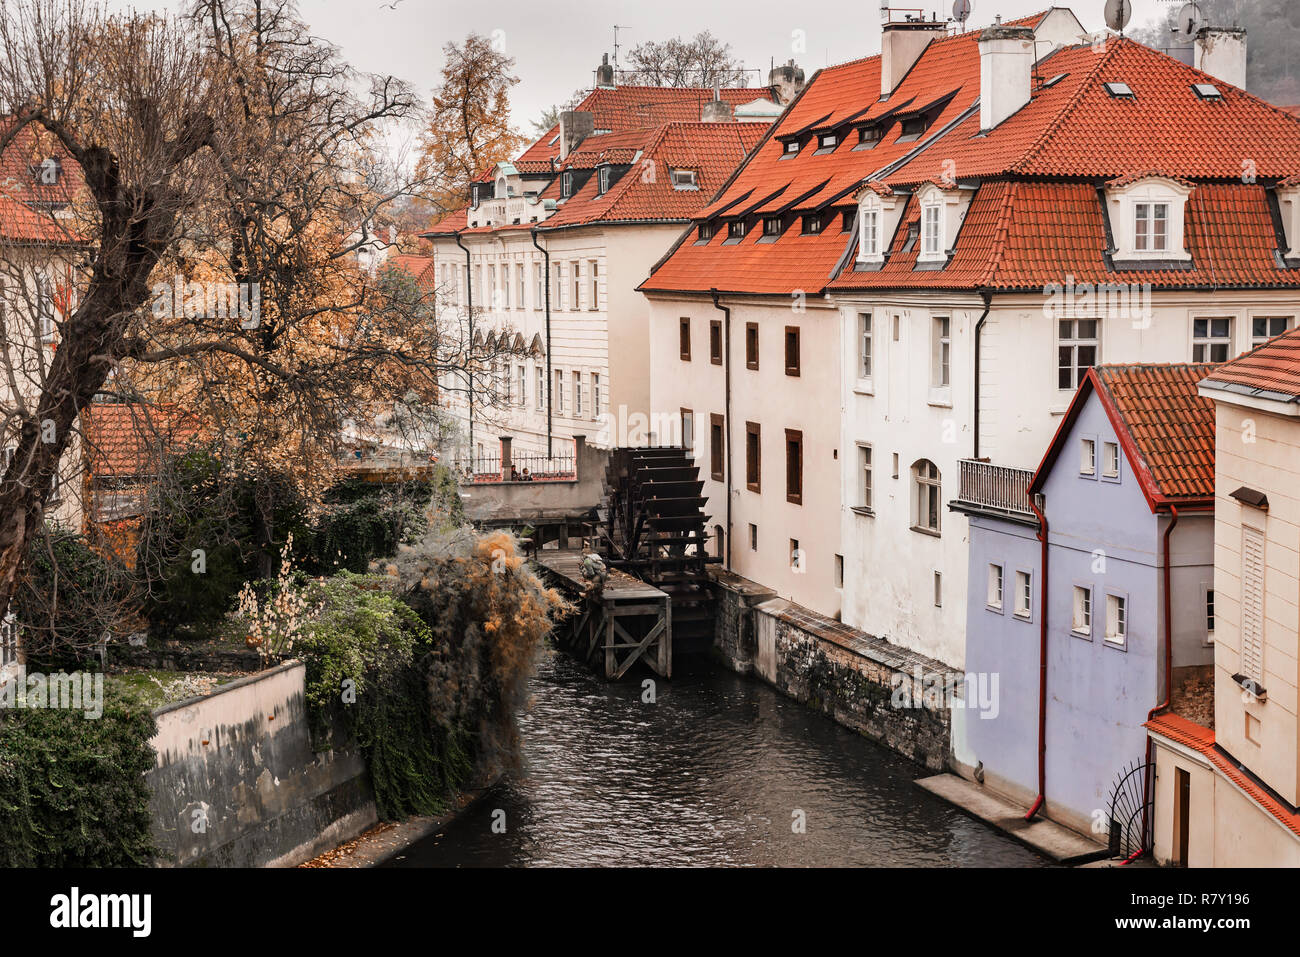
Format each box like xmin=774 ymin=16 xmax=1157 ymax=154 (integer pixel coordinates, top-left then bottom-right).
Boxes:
xmin=1104 ymin=82 xmax=1134 ymax=98
xmin=1042 ymin=73 xmax=1067 ymax=88
xmin=1192 ymin=82 xmax=1222 ymax=99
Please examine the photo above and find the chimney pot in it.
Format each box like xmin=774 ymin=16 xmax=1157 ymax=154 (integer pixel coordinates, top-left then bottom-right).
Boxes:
xmin=978 ymin=25 xmax=1035 ymax=132
xmin=880 ymin=20 xmax=947 ymax=100
xmin=596 ymin=53 xmax=616 ymax=89
xmin=558 ymin=110 xmax=594 ymax=159
xmin=768 ymin=59 xmax=806 ymax=105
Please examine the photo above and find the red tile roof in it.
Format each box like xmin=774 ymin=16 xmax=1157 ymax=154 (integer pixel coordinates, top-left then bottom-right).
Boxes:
xmin=383 ymin=253 xmax=437 ymax=290
xmin=647 ymin=32 xmax=1300 ymax=298
xmin=0 ymin=118 xmax=84 ymax=245
xmin=1146 ymin=712 xmax=1300 ymax=839
xmin=1200 ymin=326 xmax=1300 ymax=402
xmin=1030 ymin=364 xmax=1219 ymax=509
xmin=82 ymin=403 xmax=202 ymax=480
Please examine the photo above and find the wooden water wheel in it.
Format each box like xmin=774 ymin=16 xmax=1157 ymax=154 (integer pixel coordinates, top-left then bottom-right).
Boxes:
xmin=600 ymin=446 xmax=718 ymax=647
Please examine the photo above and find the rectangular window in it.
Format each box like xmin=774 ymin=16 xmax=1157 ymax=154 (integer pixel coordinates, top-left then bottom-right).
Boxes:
xmin=1135 ymin=202 xmax=1169 ymax=252
xmin=784 ymin=326 xmax=800 ymax=376
xmin=571 ymin=261 xmax=581 ymax=311
xmin=835 ymin=555 xmax=844 ymax=588
xmin=553 ymin=262 xmax=564 ymax=310
xmin=710 ymin=319 xmax=723 ymax=365
xmin=932 ymin=316 xmax=950 ymax=387
xmin=785 ymin=429 xmax=803 ymax=505
xmin=554 ymin=369 xmax=564 ymax=413
xmin=1058 ymin=318 xmax=1099 ymax=390
xmin=1251 ymin=316 xmax=1291 ymax=348
xmin=591 ymin=373 xmax=601 ymax=419
xmin=1106 ymin=593 xmax=1127 ymax=646
xmin=728 ymin=220 xmax=746 ymax=239
xmin=745 ymin=322 xmax=759 ymax=370
xmin=534 ymin=263 xmax=544 ymax=309
xmin=858 ymin=444 xmax=872 ymax=509
xmin=536 ymin=367 xmax=545 ymax=410
xmin=1193 ymin=317 xmax=1233 ymax=362
xmin=858 ymin=313 xmax=872 ymax=378
xmin=599 ymin=166 xmax=611 ymax=194
xmin=802 ymin=214 xmax=822 ymax=234
xmin=671 ymin=169 xmax=697 ymax=189
xmin=1206 ymin=588 xmax=1215 ymax=640
xmin=497 ymin=265 xmax=508 ymax=309
xmin=988 ymin=564 xmax=1004 ymax=610
xmin=1080 ymin=438 xmax=1096 ymax=475
xmin=749 ymin=523 xmax=758 ymax=550
xmin=764 ymin=216 xmax=782 ymax=237
xmin=922 ymin=205 xmax=941 ymax=256
xmin=679 ymin=318 xmax=691 ymax=360
xmin=1103 ymin=441 xmax=1120 ymax=478
xmin=860 ymin=210 xmax=879 ymax=257
xmin=588 ymin=260 xmax=599 ymax=310
xmin=710 ymin=414 xmax=725 ymax=482
xmin=573 ymin=371 xmax=583 ymax=417
xmin=517 ymin=365 xmax=526 ymax=406
xmin=914 ymin=460 xmax=941 ymax=532
xmin=1241 ymin=525 xmax=1265 ymax=681
xmin=516 ymin=263 xmax=525 ymax=308
xmin=789 ymin=539 xmax=801 ymax=571
xmin=1073 ymin=585 xmax=1092 ymax=635
xmin=1015 ymin=571 xmax=1032 ymax=619
xmin=745 ymin=422 xmax=761 ymax=492
xmin=681 ymin=409 xmax=694 ymax=456
xmin=934 ymin=570 xmax=942 ymax=608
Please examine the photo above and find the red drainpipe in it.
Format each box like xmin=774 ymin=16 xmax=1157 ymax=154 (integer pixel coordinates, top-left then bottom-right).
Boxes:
xmin=1026 ymin=494 xmax=1049 ymax=821
xmin=1137 ymin=504 xmax=1179 ymax=853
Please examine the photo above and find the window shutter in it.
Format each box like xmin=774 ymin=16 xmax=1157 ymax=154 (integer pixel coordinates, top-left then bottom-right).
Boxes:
xmin=1241 ymin=526 xmax=1266 ymax=680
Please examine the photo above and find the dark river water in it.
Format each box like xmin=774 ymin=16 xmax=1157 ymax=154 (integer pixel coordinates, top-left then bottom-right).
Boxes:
xmin=385 ymin=647 xmax=1050 ymax=867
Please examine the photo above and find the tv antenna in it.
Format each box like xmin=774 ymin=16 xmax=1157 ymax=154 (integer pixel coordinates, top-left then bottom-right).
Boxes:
xmin=1173 ymin=2 xmax=1205 ymax=42
xmin=1104 ymin=0 xmax=1133 ymax=35
xmin=613 ymin=25 xmax=628 ymax=73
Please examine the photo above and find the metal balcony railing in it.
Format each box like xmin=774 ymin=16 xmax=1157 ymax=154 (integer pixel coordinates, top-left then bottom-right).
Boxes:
xmin=954 ymin=459 xmax=1037 ymax=518
xmin=453 ymin=449 xmax=576 ymax=484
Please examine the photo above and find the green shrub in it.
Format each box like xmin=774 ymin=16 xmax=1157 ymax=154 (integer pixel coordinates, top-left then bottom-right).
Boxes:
xmin=0 ymin=685 xmax=157 ymax=867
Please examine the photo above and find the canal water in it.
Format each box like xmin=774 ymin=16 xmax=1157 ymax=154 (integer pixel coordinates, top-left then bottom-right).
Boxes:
xmin=385 ymin=648 xmax=1051 ymax=867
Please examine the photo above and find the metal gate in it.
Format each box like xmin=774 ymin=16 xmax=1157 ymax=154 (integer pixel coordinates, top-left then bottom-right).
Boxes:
xmin=1106 ymin=759 xmax=1153 ymax=859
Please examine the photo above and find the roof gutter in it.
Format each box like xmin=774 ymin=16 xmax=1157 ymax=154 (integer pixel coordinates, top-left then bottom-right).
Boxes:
xmin=1138 ymin=504 xmax=1180 ymax=859
xmin=531 ymin=228 xmax=554 ymax=457
xmin=454 ymin=230 xmax=475 ymax=456
xmin=1026 ymin=492 xmax=1049 ymax=821
xmin=710 ymin=288 xmax=733 ymax=570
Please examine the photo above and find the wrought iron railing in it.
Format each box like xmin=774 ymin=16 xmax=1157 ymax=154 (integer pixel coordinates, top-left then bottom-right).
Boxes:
xmin=954 ymin=459 xmax=1036 ymax=517
xmin=453 ymin=449 xmax=576 ymax=484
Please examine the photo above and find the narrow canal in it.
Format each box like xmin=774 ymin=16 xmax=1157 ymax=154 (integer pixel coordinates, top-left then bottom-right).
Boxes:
xmin=386 ymin=648 xmax=1051 ymax=867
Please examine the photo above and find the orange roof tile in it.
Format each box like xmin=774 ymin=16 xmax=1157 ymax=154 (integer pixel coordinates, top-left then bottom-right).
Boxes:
xmin=1201 ymin=326 xmax=1300 ymax=402
xmin=82 ymin=403 xmax=202 ymax=480
xmin=1146 ymin=712 xmax=1300 ymax=839
xmin=0 ymin=118 xmax=84 ymax=245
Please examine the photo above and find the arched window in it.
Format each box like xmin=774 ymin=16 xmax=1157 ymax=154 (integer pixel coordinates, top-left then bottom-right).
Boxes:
xmin=912 ymin=459 xmax=942 ymax=533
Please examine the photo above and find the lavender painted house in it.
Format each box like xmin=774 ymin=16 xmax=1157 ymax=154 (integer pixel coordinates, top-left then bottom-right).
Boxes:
xmin=951 ymin=365 xmax=1219 ymax=841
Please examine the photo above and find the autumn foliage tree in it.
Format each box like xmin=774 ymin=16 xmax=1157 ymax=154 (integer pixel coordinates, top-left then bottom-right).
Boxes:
xmin=417 ymin=33 xmax=528 ymax=220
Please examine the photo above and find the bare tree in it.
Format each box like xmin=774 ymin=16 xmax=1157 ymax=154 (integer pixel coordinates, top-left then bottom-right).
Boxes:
xmin=623 ymin=31 xmax=750 ymax=88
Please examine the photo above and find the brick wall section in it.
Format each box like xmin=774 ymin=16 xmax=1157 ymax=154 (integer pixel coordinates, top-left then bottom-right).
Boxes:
xmin=712 ymin=569 xmax=961 ymax=771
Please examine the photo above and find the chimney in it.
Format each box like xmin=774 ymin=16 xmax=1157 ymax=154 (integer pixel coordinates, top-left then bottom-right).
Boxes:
xmin=701 ymin=82 xmax=734 ymax=122
xmin=768 ymin=59 xmax=806 ymax=105
xmin=880 ymin=19 xmax=946 ymax=100
xmin=558 ymin=110 xmax=594 ymax=160
xmin=596 ymin=53 xmax=616 ymax=89
xmin=978 ymin=25 xmax=1035 ymax=132
xmin=1194 ymin=26 xmax=1247 ymax=90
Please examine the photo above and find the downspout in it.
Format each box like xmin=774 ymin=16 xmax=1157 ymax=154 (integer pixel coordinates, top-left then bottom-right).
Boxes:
xmin=972 ymin=289 xmax=993 ymax=460
xmin=531 ymin=228 xmax=554 ymax=457
xmin=454 ymin=231 xmax=474 ymax=457
xmin=710 ymin=288 xmax=732 ymax=569
xmin=1026 ymin=493 xmax=1049 ymax=821
xmin=1136 ymin=504 xmax=1180 ymax=857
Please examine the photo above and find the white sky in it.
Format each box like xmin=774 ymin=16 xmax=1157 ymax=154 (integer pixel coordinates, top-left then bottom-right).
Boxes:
xmin=112 ymin=0 xmax=1161 ymax=131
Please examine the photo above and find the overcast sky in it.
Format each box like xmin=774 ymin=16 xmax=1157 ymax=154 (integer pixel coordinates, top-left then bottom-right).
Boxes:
xmin=114 ymin=0 xmax=1165 ymax=132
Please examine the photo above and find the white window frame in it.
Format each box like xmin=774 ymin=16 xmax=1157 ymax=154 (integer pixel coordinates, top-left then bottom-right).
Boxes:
xmin=516 ymin=365 xmax=526 ymax=406
xmin=858 ymin=312 xmax=872 ymax=380
xmin=1014 ymin=570 xmax=1033 ymax=620
xmin=932 ymin=316 xmax=950 ymax=389
xmin=987 ymin=563 xmax=1004 ymax=611
xmin=1080 ymin=437 xmax=1096 ymax=476
xmin=1250 ymin=315 xmax=1291 ymax=348
xmin=591 ymin=372 xmax=601 ymax=419
xmin=912 ymin=459 xmax=941 ymax=534
xmin=588 ymin=260 xmax=600 ymax=311
xmin=1102 ymin=440 xmax=1120 ymax=479
xmin=1057 ymin=318 xmax=1100 ymax=391
xmin=1105 ymin=592 xmax=1128 ymax=647
xmin=1192 ymin=316 xmax=1234 ymax=363
xmin=535 ymin=366 xmax=545 ymax=411
xmin=921 ymin=202 xmax=942 ymax=258
xmin=573 ymin=370 xmax=583 ymax=417
xmin=859 ymin=207 xmax=880 ymax=260
xmin=1134 ymin=201 xmax=1169 ymax=252
xmin=570 ymin=261 xmax=581 ymax=311
xmin=857 ymin=443 xmax=873 ymax=511
xmin=1106 ymin=177 xmax=1192 ymax=261
xmin=1072 ymin=585 xmax=1093 ymax=637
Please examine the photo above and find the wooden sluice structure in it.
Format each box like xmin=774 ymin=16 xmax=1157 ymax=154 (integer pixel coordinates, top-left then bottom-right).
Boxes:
xmin=535 ymin=550 xmax=672 ymax=680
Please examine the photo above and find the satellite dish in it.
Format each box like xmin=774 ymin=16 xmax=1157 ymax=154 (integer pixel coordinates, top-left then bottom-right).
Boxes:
xmin=1174 ymin=2 xmax=1204 ymax=41
xmin=952 ymin=0 xmax=971 ymax=24
xmin=1104 ymin=0 xmax=1133 ymax=33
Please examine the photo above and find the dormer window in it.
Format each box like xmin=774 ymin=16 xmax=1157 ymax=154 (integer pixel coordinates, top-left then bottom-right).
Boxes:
xmin=598 ymin=166 xmax=611 ymax=195
xmin=816 ymin=132 xmax=838 ymax=153
xmin=763 ymin=216 xmax=783 ymax=237
xmin=857 ymin=126 xmax=881 ymax=147
xmin=728 ymin=219 xmax=747 ymax=240
xmin=856 ymin=188 xmax=902 ymax=265
xmin=671 ymin=169 xmax=698 ymax=190
xmin=470 ymin=184 xmax=482 ymax=209
xmin=1134 ymin=202 xmax=1168 ymax=252
xmin=1106 ymin=175 xmax=1192 ymax=262
xmin=1276 ymin=183 xmax=1300 ymax=259
xmin=860 ymin=208 xmax=880 ymax=258
xmin=697 ymin=222 xmax=713 ymax=242
xmin=561 ymin=171 xmax=574 ymax=199
xmin=897 ymin=116 xmax=928 ymax=142
xmin=782 ymin=139 xmax=800 ymax=156
xmin=921 ymin=203 xmax=942 ymax=257
xmin=801 ymin=213 xmax=822 ymax=235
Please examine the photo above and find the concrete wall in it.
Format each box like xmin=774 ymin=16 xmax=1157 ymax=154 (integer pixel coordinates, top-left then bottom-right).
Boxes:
xmin=713 ymin=570 xmax=959 ymax=771
xmin=146 ymin=661 xmax=376 ymax=868
xmin=460 ymin=435 xmax=608 ymax=525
